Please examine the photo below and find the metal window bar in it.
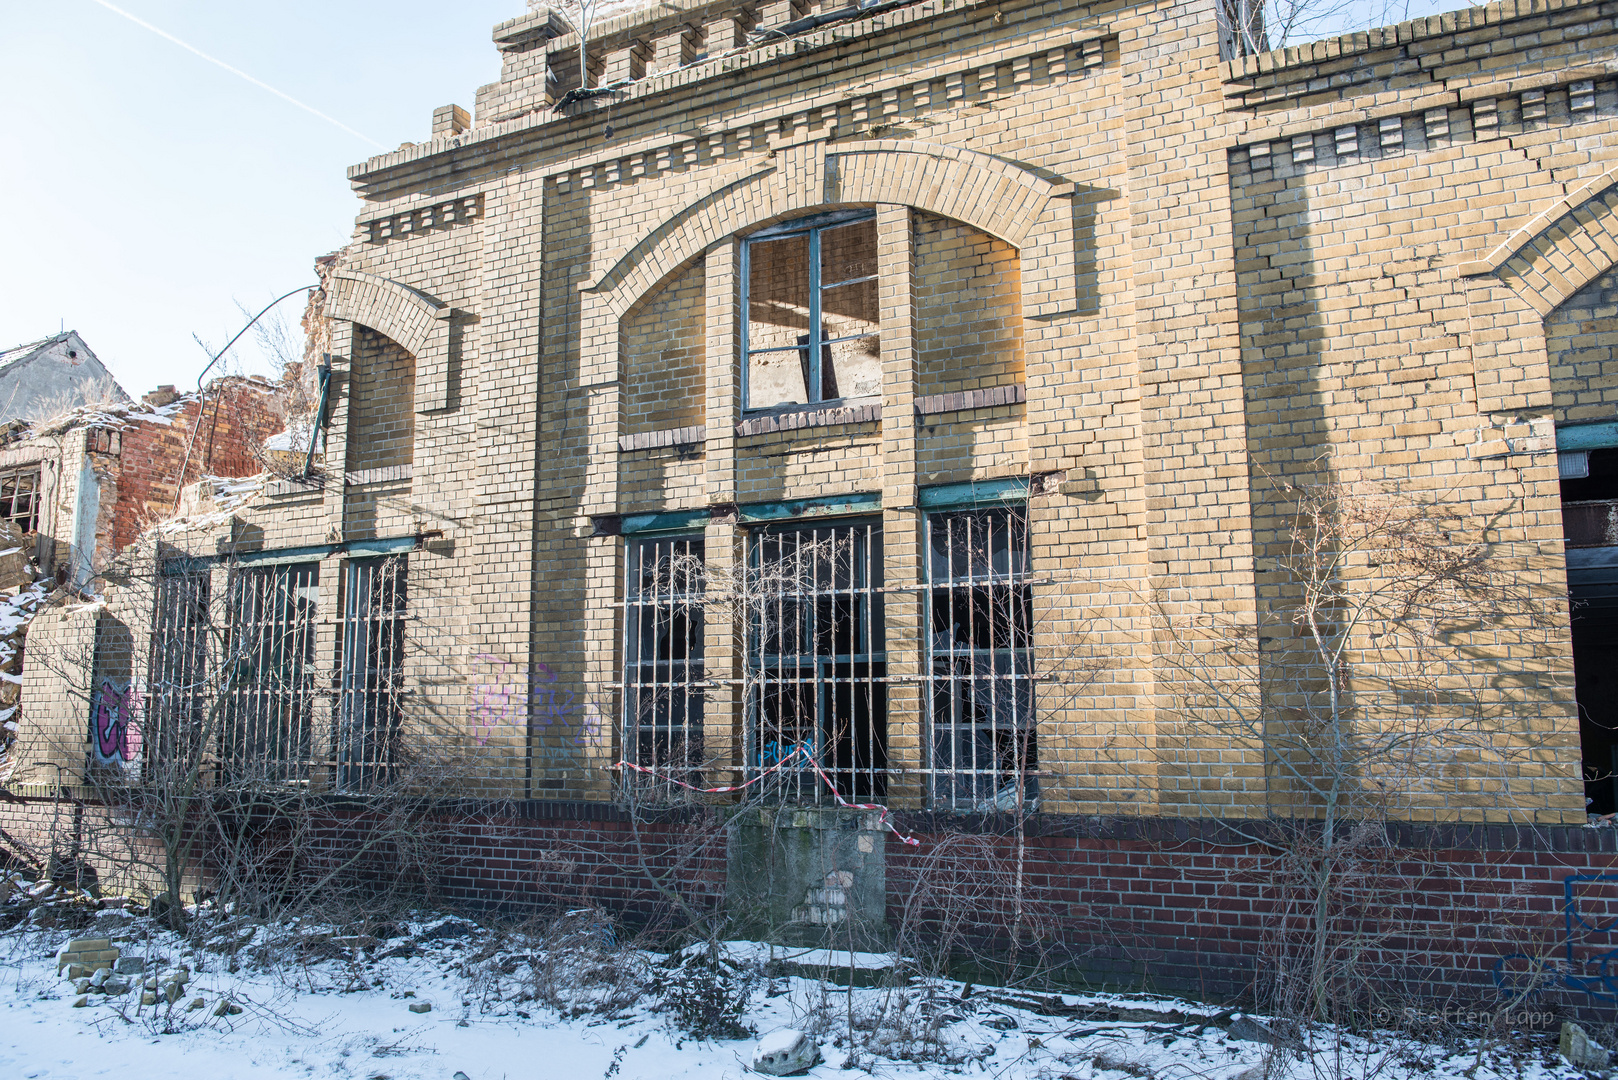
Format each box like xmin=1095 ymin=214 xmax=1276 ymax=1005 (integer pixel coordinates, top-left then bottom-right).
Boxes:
xmin=145 ymin=564 xmax=211 ymax=783
xmin=621 ymin=535 xmax=705 ymax=787
xmin=220 ymin=562 xmax=319 ymax=783
xmin=926 ymin=507 xmax=1036 ymax=811
xmin=336 ymin=556 xmax=407 ymax=792
xmin=744 ymin=520 xmax=887 ymax=803
xmin=0 ymin=467 xmax=41 ymax=535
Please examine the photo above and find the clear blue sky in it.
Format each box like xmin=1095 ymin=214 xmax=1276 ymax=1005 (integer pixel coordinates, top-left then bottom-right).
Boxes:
xmin=0 ymin=0 xmax=518 ymax=393
xmin=1 ymin=0 xmax=1470 ymax=396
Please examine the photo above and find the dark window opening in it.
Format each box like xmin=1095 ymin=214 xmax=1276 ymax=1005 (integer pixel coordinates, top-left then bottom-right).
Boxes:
xmin=745 ymin=521 xmax=887 ymax=802
xmin=927 ymin=507 xmax=1036 ymax=810
xmin=145 ymin=563 xmax=211 ymax=779
xmin=0 ymin=467 xmax=41 ymax=536
xmin=337 ymin=556 xmax=407 ymax=792
xmin=1564 ymin=446 xmax=1618 ymax=813
xmin=222 ymin=563 xmax=319 ymax=783
xmin=744 ymin=211 xmax=881 ymax=410
xmin=622 ymin=535 xmax=705 ymax=781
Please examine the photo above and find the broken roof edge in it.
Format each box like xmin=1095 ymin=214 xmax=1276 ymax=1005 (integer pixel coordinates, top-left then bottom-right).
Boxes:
xmin=348 ymin=0 xmax=989 ymax=184
xmin=1221 ymin=0 xmax=1597 ymax=83
xmin=494 ymin=0 xmax=725 ymax=54
xmin=24 ymin=372 xmax=285 ymax=440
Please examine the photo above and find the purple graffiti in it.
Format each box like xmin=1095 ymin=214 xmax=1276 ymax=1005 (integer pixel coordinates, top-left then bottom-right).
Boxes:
xmin=471 ymin=654 xmax=600 ymax=748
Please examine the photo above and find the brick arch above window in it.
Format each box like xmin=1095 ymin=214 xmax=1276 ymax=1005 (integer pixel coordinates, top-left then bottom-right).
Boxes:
xmin=586 ymin=140 xmax=1077 ymax=325
xmin=324 ymin=269 xmax=454 ymax=412
xmin=1461 ymin=164 xmax=1618 ymax=318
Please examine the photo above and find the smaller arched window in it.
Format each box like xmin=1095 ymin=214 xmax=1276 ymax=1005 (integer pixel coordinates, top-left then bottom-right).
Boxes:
xmin=743 ymin=209 xmax=880 ymax=411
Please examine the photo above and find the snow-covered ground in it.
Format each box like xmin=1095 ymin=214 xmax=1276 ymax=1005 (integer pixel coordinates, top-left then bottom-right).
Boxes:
xmin=0 ymin=895 xmax=1587 ymax=1080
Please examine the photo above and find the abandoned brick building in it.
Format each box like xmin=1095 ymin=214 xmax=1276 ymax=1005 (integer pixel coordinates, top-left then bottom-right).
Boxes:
xmin=17 ymin=0 xmax=1618 ymax=1005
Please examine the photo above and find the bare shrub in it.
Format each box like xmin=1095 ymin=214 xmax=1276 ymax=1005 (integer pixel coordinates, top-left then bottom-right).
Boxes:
xmin=522 ymin=907 xmax=648 ymax=1018
xmin=1149 ymin=472 xmax=1563 ymax=1026
xmin=651 ymin=946 xmax=759 ymax=1040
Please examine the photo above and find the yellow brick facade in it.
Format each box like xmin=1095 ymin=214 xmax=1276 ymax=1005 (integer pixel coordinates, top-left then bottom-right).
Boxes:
xmin=25 ymin=0 xmax=1618 ymax=830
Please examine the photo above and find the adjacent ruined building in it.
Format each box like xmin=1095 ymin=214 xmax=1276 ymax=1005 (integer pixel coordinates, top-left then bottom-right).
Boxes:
xmin=0 ymin=375 xmax=286 ymax=783
xmin=0 ymin=332 xmax=130 ymax=425
xmin=17 ymin=0 xmax=1618 ymax=1005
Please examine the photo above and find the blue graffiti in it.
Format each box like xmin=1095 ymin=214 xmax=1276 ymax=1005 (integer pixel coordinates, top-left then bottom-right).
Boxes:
xmin=756 ymin=740 xmax=814 ymax=769
xmin=1493 ymin=874 xmax=1618 ymax=1003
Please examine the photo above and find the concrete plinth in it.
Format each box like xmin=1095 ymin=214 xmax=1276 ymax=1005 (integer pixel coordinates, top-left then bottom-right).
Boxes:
xmin=726 ymin=807 xmax=888 ymax=949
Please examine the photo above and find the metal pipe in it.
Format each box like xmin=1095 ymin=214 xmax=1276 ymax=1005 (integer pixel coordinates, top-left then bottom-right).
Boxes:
xmin=302 ymin=354 xmax=332 ymax=478
xmin=176 ymin=284 xmax=316 ymax=494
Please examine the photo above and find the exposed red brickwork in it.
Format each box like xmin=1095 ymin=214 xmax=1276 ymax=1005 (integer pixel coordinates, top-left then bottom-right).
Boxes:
xmin=109 ymin=378 xmax=284 ymax=553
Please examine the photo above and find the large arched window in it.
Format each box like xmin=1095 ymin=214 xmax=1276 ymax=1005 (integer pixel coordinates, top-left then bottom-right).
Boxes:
xmin=743 ymin=210 xmax=880 ymax=410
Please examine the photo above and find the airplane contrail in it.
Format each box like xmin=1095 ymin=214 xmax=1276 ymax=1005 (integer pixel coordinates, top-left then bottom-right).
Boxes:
xmin=87 ymin=0 xmax=389 ymax=151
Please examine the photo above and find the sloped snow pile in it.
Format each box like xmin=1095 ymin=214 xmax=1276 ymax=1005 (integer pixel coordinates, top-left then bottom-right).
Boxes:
xmin=0 ymin=887 xmax=1588 ymax=1080
xmin=31 ymin=392 xmax=195 ymax=437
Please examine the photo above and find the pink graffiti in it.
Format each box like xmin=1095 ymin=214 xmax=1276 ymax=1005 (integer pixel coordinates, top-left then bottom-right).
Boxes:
xmin=93 ymin=679 xmax=139 ymax=763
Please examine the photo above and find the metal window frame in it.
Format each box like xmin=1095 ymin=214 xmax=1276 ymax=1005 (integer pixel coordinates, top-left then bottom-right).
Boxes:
xmin=0 ymin=465 xmax=41 ymax=536
xmin=742 ymin=515 xmax=888 ymax=803
xmin=336 ymin=554 xmax=408 ymax=793
xmin=924 ymin=505 xmax=1037 ymax=811
xmin=621 ymin=533 xmax=706 ymax=781
xmin=741 ymin=208 xmax=877 ymax=412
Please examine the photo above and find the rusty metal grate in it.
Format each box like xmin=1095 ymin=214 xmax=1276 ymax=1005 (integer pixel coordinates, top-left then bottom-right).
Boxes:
xmin=221 ymin=563 xmax=319 ymax=782
xmin=622 ymin=535 xmax=706 ymax=782
xmin=144 ymin=564 xmax=212 ymax=779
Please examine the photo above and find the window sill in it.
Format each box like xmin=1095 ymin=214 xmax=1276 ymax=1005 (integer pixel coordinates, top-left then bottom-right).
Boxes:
xmin=618 ymin=425 xmax=706 ymax=453
xmin=737 ymin=397 xmax=881 ymax=437
xmin=914 ymin=383 xmax=1025 ymax=418
xmin=346 ymin=464 xmax=414 ymax=486
xmin=265 ymin=476 xmax=325 ymax=499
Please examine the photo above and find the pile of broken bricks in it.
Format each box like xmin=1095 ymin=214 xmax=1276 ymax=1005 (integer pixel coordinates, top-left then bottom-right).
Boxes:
xmin=55 ymin=936 xmax=240 ymax=1015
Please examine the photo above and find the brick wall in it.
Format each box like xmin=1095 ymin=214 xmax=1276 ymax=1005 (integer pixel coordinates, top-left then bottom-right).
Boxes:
xmin=1546 ymin=267 xmax=1618 ymax=426
xmin=13 ymin=789 xmax=1606 ymax=1020
xmin=22 ymin=0 xmax=1618 ymax=1017
xmin=915 ymin=212 xmax=1023 ymax=397
xmin=110 ymin=380 xmax=284 ymax=554
xmin=345 ymin=329 xmax=416 ymax=473
xmin=624 ymin=258 xmax=706 ymax=435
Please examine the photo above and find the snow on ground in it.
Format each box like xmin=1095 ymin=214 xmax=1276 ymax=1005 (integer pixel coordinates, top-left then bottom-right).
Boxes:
xmin=0 ymin=896 xmax=1586 ymax=1080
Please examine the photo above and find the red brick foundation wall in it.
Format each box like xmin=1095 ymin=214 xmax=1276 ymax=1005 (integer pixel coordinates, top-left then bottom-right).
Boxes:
xmin=0 ymin=792 xmax=163 ymax=897
xmin=7 ymin=794 xmax=1617 ymax=1021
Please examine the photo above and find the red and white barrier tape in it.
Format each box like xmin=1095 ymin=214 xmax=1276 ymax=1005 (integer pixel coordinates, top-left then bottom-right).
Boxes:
xmin=613 ymin=749 xmax=921 ymax=847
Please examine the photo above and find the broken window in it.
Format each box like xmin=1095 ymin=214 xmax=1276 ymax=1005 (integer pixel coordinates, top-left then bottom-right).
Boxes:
xmin=221 ymin=563 xmax=319 ymax=782
xmin=145 ymin=561 xmax=211 ymax=777
xmin=744 ymin=210 xmax=881 ymax=410
xmin=1562 ymin=447 xmax=1618 ymax=813
xmin=337 ymin=556 xmax=407 ymax=792
xmin=622 ymin=535 xmax=705 ymax=779
xmin=926 ymin=507 xmax=1036 ymax=810
xmin=0 ymin=466 xmax=41 ymax=536
xmin=745 ymin=521 xmax=887 ymax=802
